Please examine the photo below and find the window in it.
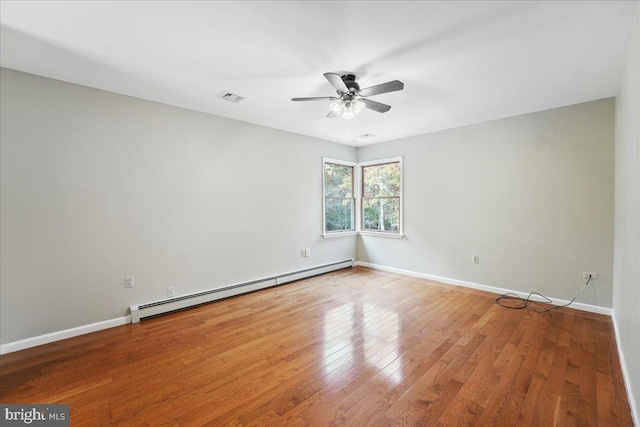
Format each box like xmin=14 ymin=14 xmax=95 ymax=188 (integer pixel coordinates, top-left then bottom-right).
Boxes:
xmin=323 ymin=159 xmax=355 ymax=234
xmin=322 ymin=156 xmax=402 ymax=238
xmin=361 ymin=160 xmax=402 ymax=234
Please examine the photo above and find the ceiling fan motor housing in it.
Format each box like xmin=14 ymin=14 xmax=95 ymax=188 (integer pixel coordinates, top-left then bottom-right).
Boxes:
xmin=341 ymin=74 xmax=360 ymax=93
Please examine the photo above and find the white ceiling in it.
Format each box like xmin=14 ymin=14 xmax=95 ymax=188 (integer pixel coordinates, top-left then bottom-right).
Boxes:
xmin=1 ymin=1 xmax=638 ymax=146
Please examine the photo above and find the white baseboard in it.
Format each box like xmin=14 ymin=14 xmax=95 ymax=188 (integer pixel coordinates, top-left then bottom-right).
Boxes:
xmin=612 ymin=314 xmax=639 ymax=426
xmin=131 ymin=259 xmax=354 ymax=322
xmin=357 ymin=261 xmax=638 ymax=421
xmin=356 ymin=261 xmax=612 ymax=316
xmin=1 ymin=260 xmax=355 ymax=354
xmin=0 ymin=262 xmax=612 ymax=353
xmin=0 ymin=315 xmax=131 ymax=355
xmin=0 ymin=261 xmax=633 ymax=422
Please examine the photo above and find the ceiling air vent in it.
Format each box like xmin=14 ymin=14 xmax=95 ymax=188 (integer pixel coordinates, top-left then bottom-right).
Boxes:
xmin=357 ymin=133 xmax=376 ymax=139
xmin=217 ymin=91 xmax=245 ymax=103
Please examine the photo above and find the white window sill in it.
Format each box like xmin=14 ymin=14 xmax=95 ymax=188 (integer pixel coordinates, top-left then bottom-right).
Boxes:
xmin=323 ymin=231 xmax=405 ymax=239
xmin=323 ymin=231 xmax=357 ymax=239
xmin=358 ymin=231 xmax=405 ymax=239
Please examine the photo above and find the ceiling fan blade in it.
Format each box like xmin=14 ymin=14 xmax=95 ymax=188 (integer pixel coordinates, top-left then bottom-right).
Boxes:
xmin=359 ymin=80 xmax=404 ymax=97
xmin=326 ymin=111 xmax=337 ymax=118
xmin=362 ymin=99 xmax=391 ymax=113
xmin=324 ymin=72 xmax=349 ymax=94
xmin=291 ymin=97 xmax=337 ymax=101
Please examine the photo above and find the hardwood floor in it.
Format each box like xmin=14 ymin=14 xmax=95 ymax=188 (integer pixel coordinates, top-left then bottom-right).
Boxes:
xmin=0 ymin=266 xmax=633 ymax=426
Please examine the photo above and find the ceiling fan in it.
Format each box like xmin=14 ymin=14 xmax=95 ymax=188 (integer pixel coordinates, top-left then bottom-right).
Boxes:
xmin=292 ymin=72 xmax=404 ymax=120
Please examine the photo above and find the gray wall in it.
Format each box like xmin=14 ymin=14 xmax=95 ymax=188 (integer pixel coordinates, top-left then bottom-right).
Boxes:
xmin=613 ymin=6 xmax=640 ymax=419
xmin=0 ymin=67 xmax=622 ymax=349
xmin=0 ymin=68 xmax=357 ymax=344
xmin=358 ymin=99 xmax=615 ymax=308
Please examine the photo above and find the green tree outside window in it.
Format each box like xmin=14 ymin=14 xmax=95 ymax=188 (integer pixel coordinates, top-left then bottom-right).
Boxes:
xmin=324 ymin=163 xmax=355 ymax=232
xmin=362 ymin=162 xmax=400 ymax=232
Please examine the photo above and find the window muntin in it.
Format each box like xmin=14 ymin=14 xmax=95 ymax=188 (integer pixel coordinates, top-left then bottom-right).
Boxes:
xmin=361 ymin=161 xmax=401 ymax=233
xmin=324 ymin=161 xmax=355 ymax=233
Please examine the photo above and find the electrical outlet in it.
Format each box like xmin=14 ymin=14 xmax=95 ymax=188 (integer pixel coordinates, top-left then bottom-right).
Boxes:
xmin=125 ymin=276 xmax=134 ymax=288
xmin=167 ymin=287 xmax=175 ymax=298
xmin=472 ymin=255 xmax=479 ymax=264
xmin=305 ymin=248 xmax=311 ymax=257
xmin=301 ymin=249 xmax=306 ymax=257
xmin=583 ymin=272 xmax=598 ymax=279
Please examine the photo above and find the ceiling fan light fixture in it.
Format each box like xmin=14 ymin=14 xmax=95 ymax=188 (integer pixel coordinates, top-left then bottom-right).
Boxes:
xmin=342 ymin=101 xmax=356 ymax=120
xmin=352 ymin=99 xmax=366 ymax=116
xmin=330 ymin=99 xmax=345 ymax=115
xmin=329 ymin=97 xmax=364 ymax=120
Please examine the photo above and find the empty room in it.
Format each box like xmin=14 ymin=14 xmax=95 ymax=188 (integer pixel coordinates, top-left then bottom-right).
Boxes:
xmin=1 ymin=1 xmax=638 ymax=426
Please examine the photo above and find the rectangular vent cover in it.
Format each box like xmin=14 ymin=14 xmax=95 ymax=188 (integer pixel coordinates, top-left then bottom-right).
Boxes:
xmin=217 ymin=91 xmax=245 ymax=103
xmin=357 ymin=133 xmax=376 ymax=139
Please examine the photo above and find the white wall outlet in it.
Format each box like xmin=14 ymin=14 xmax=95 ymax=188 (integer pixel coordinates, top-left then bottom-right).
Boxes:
xmin=304 ymin=248 xmax=311 ymax=257
xmin=125 ymin=276 xmax=134 ymax=288
xmin=583 ymin=272 xmax=598 ymax=279
xmin=301 ymin=249 xmax=306 ymax=257
xmin=167 ymin=287 xmax=176 ymax=298
xmin=472 ymin=255 xmax=479 ymax=264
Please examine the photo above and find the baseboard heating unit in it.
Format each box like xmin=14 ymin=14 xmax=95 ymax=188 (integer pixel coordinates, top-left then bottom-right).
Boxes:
xmin=129 ymin=259 xmax=354 ymax=323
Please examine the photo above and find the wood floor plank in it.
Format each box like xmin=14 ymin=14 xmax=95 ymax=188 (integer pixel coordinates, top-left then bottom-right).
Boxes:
xmin=333 ymin=303 xmax=495 ymax=426
xmin=299 ymin=285 xmax=486 ymax=426
xmin=239 ymin=290 xmax=456 ymax=427
xmin=352 ymin=295 xmax=491 ymax=426
xmin=0 ymin=266 xmax=632 ymax=426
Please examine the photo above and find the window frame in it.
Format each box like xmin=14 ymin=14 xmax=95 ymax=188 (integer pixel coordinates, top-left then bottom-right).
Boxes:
xmin=322 ymin=157 xmax=357 ymax=237
xmin=322 ymin=156 xmax=404 ymax=239
xmin=359 ymin=157 xmax=404 ymax=238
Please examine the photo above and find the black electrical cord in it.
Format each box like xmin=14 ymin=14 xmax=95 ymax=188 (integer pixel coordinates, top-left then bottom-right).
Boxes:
xmin=496 ymin=275 xmax=592 ymax=313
